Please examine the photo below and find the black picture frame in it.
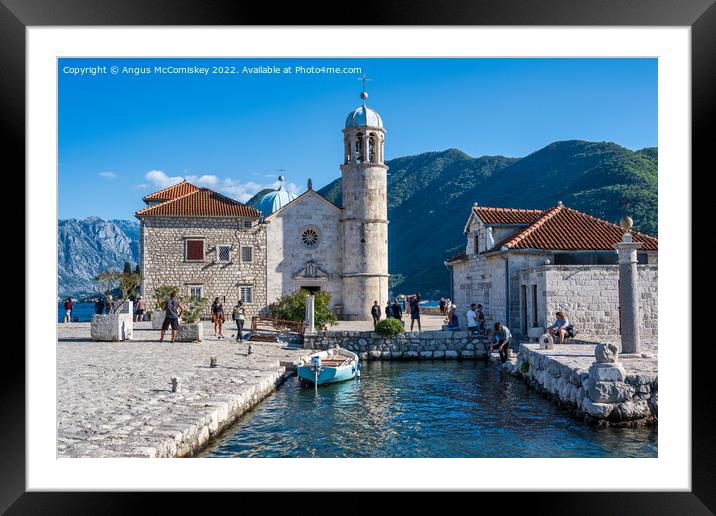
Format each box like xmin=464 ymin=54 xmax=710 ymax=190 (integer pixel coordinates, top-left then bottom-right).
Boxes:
xmin=3 ymin=0 xmax=710 ymax=512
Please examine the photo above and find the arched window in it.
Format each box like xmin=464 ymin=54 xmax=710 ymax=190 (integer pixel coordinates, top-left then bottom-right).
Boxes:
xmin=368 ymin=134 xmax=377 ymax=163
xmin=344 ymin=138 xmax=351 ymax=163
xmin=355 ymin=134 xmax=364 ymax=163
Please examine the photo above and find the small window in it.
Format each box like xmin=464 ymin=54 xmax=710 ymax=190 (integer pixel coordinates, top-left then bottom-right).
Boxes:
xmin=239 ymin=286 xmax=253 ymax=304
xmin=243 ymin=220 xmax=252 ymax=229
xmin=241 ymin=246 xmax=253 ymax=262
xmin=186 ymin=239 xmax=204 ymax=261
xmin=217 ymin=245 xmax=231 ymax=263
xmin=474 ymin=232 xmax=480 ymax=254
xmin=188 ymin=285 xmax=203 ymax=300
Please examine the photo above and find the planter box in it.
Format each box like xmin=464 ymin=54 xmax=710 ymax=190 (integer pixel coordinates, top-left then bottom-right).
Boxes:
xmin=152 ymin=310 xmax=166 ymax=330
xmin=91 ymin=314 xmax=133 ymax=341
xmin=175 ymin=322 xmax=203 ymax=342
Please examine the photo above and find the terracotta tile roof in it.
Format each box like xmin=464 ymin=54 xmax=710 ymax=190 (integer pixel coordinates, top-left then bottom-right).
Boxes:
xmin=487 ymin=203 xmax=658 ymax=252
xmin=445 ymin=250 xmax=467 ymax=263
xmin=473 ymin=205 xmax=544 ymax=225
xmin=135 ymin=188 xmax=261 ymax=218
xmin=142 ymin=181 xmax=199 ymax=203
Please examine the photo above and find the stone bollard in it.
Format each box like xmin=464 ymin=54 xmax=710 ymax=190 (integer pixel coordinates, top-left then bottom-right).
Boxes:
xmin=210 ymin=356 xmax=218 ymax=368
xmin=171 ymin=376 xmax=180 ymax=393
xmin=248 ymin=342 xmax=254 ymax=355
xmin=614 ymin=231 xmax=642 ymax=355
xmin=539 ymin=333 xmax=554 ymax=350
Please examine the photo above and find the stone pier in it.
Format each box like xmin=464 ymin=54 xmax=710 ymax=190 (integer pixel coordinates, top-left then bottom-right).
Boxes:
xmin=57 ymin=321 xmax=309 ymax=457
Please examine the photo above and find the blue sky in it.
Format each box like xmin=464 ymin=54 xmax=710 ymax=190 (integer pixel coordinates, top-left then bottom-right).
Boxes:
xmin=58 ymin=58 xmax=657 ymax=220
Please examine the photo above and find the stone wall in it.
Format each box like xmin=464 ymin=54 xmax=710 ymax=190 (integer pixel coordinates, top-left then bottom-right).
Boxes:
xmin=264 ymin=191 xmax=344 ymax=309
xmin=519 ymin=265 xmax=658 ymax=340
xmin=304 ymin=330 xmax=488 ymax=361
xmin=139 ymin=216 xmax=268 ymax=319
xmin=510 ymin=343 xmax=657 ymax=426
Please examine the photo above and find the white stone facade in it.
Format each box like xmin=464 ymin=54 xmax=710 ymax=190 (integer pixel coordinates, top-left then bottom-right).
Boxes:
xmin=139 ymin=216 xmax=267 ymax=319
xmin=264 ymin=191 xmax=344 ymax=309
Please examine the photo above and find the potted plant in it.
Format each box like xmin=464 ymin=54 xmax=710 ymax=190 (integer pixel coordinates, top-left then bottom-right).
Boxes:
xmin=175 ymin=296 xmax=208 ymax=342
xmin=90 ymin=268 xmax=141 ymax=341
xmin=152 ymin=285 xmax=180 ymax=330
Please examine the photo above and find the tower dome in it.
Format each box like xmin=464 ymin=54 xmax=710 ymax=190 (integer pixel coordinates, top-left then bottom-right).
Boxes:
xmin=254 ymin=177 xmax=297 ymax=216
xmin=345 ymin=105 xmax=383 ymax=128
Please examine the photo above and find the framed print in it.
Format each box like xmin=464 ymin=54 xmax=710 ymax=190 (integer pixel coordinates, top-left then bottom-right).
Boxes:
xmin=4 ymin=0 xmax=712 ymax=512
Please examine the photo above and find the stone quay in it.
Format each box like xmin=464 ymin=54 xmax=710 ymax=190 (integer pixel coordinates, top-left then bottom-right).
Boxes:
xmin=57 ymin=321 xmax=308 ymax=457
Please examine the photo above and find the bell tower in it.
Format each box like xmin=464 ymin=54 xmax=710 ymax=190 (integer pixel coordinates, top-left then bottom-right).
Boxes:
xmin=340 ymin=78 xmax=389 ymax=320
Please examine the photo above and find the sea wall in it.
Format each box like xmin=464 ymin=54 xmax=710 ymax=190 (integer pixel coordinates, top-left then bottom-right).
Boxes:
xmin=509 ymin=343 xmax=657 ymax=426
xmin=304 ymin=330 xmax=489 ymax=360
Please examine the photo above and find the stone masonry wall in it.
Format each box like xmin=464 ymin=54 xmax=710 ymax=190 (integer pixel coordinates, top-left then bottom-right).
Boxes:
xmin=519 ymin=265 xmax=658 ymax=340
xmin=511 ymin=343 xmax=657 ymax=425
xmin=139 ymin=216 xmax=267 ymax=319
xmin=304 ymin=330 xmax=488 ymax=361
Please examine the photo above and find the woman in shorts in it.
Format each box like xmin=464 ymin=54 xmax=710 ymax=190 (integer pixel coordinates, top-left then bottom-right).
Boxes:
xmin=211 ymin=297 xmax=225 ymax=339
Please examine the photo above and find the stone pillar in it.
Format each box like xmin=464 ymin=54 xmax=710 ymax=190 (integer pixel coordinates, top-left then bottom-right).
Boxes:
xmin=305 ymin=295 xmax=315 ymax=334
xmin=614 ymin=233 xmax=642 ymax=354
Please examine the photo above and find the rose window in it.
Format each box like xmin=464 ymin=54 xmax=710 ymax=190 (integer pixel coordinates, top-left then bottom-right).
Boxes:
xmin=301 ymin=228 xmax=320 ymax=247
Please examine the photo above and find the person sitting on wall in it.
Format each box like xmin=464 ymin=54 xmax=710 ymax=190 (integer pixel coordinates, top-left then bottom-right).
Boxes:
xmin=546 ymin=311 xmax=570 ymax=343
xmin=485 ymin=321 xmax=512 ymax=364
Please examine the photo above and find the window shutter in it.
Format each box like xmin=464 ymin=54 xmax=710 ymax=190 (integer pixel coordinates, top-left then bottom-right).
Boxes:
xmin=186 ymin=240 xmax=204 ymax=260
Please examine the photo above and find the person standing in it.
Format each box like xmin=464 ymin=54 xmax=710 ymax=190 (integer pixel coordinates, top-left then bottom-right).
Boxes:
xmin=135 ymin=296 xmax=146 ymax=322
xmin=476 ymin=304 xmax=486 ymax=335
xmin=63 ymin=297 xmax=73 ymax=323
xmin=94 ymin=297 xmax=104 ymax=315
xmin=160 ymin=291 xmax=183 ymax=343
xmin=467 ymin=303 xmax=478 ymax=335
xmin=231 ymin=301 xmax=246 ymax=342
xmin=391 ymin=297 xmax=403 ymax=321
xmin=409 ymin=294 xmax=421 ymax=332
xmin=371 ymin=300 xmax=381 ymax=328
xmin=385 ymin=301 xmax=392 ymax=319
xmin=439 ymin=298 xmax=446 ymax=316
xmin=211 ymin=297 xmax=225 ymax=339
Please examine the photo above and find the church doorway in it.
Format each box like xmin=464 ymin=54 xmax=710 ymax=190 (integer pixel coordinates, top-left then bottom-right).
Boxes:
xmin=302 ymin=286 xmax=321 ymax=295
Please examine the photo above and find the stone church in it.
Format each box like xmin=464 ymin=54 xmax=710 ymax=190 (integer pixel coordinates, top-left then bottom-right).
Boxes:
xmin=446 ymin=203 xmax=659 ymax=342
xmin=135 ymin=90 xmax=389 ymax=320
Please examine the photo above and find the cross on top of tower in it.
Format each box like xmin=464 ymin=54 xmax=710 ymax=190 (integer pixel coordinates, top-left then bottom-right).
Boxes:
xmin=358 ymin=74 xmax=371 ymax=103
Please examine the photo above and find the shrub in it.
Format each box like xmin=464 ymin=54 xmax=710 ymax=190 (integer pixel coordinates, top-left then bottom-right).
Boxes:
xmin=182 ymin=297 xmax=208 ymax=324
xmin=269 ymin=289 xmax=338 ymax=328
xmin=155 ymin=285 xmax=181 ymax=310
xmin=95 ymin=269 xmax=142 ymax=314
xmin=519 ymin=360 xmax=529 ymax=374
xmin=375 ymin=317 xmax=404 ymax=337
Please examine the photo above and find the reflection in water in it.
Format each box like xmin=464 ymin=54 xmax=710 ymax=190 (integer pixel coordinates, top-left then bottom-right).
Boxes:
xmin=200 ymin=361 xmax=657 ymax=458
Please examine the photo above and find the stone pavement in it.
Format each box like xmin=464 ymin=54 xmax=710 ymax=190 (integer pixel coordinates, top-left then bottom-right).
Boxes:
xmin=57 ymin=321 xmax=310 ymax=457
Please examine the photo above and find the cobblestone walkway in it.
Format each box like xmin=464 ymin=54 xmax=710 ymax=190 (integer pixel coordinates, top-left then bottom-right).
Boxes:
xmin=57 ymin=321 xmax=309 ymax=457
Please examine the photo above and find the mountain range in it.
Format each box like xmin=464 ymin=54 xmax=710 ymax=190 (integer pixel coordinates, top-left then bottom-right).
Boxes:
xmin=58 ymin=140 xmax=657 ymax=299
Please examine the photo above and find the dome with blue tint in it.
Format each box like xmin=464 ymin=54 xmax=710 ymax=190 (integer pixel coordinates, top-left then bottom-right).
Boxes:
xmin=255 ymin=177 xmax=297 ymax=216
xmin=345 ymin=105 xmax=383 ymax=128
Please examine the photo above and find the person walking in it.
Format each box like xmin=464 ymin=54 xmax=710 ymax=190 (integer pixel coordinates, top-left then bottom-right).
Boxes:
xmin=409 ymin=294 xmax=421 ymax=332
xmin=63 ymin=297 xmax=73 ymax=323
xmin=159 ymin=291 xmax=183 ymax=343
xmin=211 ymin=297 xmax=225 ymax=339
xmin=135 ymin=296 xmax=146 ymax=322
xmin=371 ymin=300 xmax=381 ymax=328
xmin=385 ymin=301 xmax=392 ymax=319
xmin=231 ymin=301 xmax=246 ymax=342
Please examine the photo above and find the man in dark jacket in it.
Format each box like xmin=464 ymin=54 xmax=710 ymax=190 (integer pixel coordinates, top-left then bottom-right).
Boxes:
xmin=371 ymin=300 xmax=381 ymax=328
xmin=391 ymin=298 xmax=403 ymax=320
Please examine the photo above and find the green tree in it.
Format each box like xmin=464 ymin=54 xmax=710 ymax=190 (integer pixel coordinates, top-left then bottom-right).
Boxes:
xmin=95 ymin=269 xmax=142 ymax=315
xmin=154 ymin=285 xmax=181 ymax=310
xmin=269 ymin=289 xmax=338 ymax=328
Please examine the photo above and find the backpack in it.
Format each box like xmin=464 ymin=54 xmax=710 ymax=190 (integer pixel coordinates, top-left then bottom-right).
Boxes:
xmin=565 ymin=325 xmax=576 ymax=338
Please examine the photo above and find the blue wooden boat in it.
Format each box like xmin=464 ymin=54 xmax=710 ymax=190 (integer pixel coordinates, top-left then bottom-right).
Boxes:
xmin=297 ymin=348 xmax=360 ymax=386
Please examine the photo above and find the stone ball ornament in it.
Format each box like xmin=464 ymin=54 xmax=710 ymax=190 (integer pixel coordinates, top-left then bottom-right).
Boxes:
xmin=595 ymin=342 xmax=619 ymax=363
xmin=619 ymin=215 xmax=634 ymax=231
xmin=360 ymin=91 xmax=368 ymax=100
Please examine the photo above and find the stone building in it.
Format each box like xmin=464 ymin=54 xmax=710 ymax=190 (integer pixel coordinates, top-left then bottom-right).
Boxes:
xmin=445 ymin=202 xmax=658 ymax=341
xmin=135 ymin=185 xmax=267 ymax=319
xmin=136 ymin=88 xmax=389 ymax=321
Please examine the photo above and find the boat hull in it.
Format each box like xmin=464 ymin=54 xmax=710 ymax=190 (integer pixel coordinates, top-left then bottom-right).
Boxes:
xmin=297 ymin=363 xmax=358 ymax=385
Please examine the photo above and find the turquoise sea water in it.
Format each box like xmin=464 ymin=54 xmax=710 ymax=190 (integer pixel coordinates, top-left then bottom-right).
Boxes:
xmin=57 ymin=302 xmax=97 ymax=322
xmin=201 ymin=360 xmax=657 ymax=458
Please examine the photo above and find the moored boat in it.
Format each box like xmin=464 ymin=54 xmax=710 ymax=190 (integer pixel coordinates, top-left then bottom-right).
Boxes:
xmin=297 ymin=348 xmax=360 ymax=385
